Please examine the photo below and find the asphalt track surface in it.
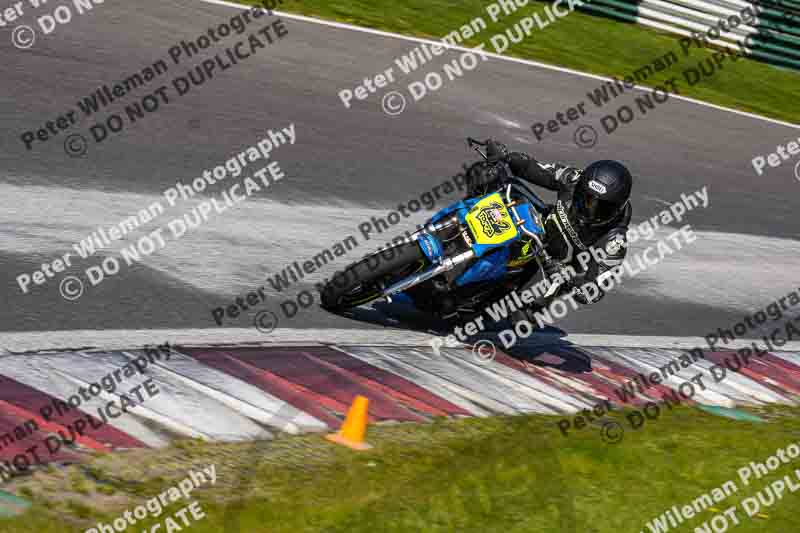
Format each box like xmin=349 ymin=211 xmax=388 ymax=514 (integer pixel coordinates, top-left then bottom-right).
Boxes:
xmin=1 ymin=0 xmax=799 ymax=339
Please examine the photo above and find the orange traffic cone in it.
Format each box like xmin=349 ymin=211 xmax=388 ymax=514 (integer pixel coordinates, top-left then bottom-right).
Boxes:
xmin=325 ymin=395 xmax=373 ymax=450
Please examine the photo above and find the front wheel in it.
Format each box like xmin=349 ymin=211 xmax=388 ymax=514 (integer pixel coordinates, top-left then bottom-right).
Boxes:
xmin=320 ymin=241 xmax=427 ymax=311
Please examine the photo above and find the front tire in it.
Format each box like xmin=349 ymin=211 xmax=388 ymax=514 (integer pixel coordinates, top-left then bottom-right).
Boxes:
xmin=320 ymin=241 xmax=427 ymax=311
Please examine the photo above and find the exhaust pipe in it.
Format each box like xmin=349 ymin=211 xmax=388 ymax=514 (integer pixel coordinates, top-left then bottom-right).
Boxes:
xmin=381 ymin=250 xmax=475 ymax=297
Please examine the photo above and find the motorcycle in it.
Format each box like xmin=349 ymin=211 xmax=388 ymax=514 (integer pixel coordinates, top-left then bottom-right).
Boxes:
xmin=320 ymin=138 xmax=564 ymax=321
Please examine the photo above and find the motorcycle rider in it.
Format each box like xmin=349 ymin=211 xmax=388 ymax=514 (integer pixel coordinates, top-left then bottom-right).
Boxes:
xmin=465 ymin=140 xmax=633 ymax=324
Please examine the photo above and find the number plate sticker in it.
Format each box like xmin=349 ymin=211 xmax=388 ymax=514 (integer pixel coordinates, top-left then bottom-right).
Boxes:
xmin=465 ymin=193 xmax=518 ymax=245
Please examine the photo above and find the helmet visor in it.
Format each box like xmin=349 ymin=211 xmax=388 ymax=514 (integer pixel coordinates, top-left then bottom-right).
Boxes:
xmin=573 ymin=192 xmax=622 ymax=226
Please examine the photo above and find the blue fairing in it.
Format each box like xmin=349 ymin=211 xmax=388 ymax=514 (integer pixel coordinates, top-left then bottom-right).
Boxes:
xmin=430 ymin=195 xmax=516 ymax=258
xmin=515 ymin=202 xmax=545 ymax=236
xmin=454 ymin=247 xmax=510 ymax=286
xmin=421 ymin=191 xmax=546 ymax=288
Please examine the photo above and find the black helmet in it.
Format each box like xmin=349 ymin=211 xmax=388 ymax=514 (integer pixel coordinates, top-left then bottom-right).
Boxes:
xmin=571 ymin=160 xmax=632 ymax=227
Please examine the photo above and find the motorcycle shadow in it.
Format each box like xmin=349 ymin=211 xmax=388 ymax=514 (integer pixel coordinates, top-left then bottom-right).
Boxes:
xmin=494 ymin=337 xmax=594 ymax=374
xmin=324 ymin=300 xmax=594 ymax=374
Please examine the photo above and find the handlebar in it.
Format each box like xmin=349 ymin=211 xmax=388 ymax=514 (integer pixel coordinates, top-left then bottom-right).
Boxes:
xmin=468 ymin=137 xmax=507 ymax=165
xmin=467 ymin=137 xmax=548 ymax=209
xmin=467 ymin=137 xmax=489 ymax=162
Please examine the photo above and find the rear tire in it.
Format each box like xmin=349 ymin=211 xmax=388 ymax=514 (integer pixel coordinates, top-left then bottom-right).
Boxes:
xmin=320 ymin=241 xmax=427 ymax=311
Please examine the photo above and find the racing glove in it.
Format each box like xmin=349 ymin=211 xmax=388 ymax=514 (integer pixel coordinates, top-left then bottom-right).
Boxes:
xmin=466 ymin=161 xmax=501 ymax=197
xmin=486 ymin=139 xmax=509 ymax=164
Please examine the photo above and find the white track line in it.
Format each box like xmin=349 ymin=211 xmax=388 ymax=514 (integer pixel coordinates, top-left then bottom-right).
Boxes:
xmin=198 ymin=0 xmax=799 ymax=129
xmin=2 ymin=328 xmax=799 ymax=353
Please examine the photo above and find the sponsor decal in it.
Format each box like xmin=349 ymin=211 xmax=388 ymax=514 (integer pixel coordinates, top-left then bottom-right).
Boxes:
xmin=418 ymin=234 xmax=442 ymax=262
xmin=476 ymin=202 xmax=512 ymax=238
xmin=588 ymin=180 xmax=607 ymax=194
xmin=555 ymin=200 xmax=588 ymax=251
xmin=507 ymin=240 xmax=536 ymax=267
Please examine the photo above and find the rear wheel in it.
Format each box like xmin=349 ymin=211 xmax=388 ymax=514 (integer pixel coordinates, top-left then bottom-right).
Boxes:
xmin=320 ymin=241 xmax=427 ymax=311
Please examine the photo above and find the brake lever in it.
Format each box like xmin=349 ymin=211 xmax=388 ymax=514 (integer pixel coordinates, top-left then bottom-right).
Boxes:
xmin=467 ymin=137 xmax=490 ymax=161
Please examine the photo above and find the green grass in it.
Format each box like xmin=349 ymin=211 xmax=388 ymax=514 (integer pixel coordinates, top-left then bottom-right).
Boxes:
xmin=250 ymin=0 xmax=798 ymax=124
xmin=2 ymin=405 xmax=800 ymax=531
